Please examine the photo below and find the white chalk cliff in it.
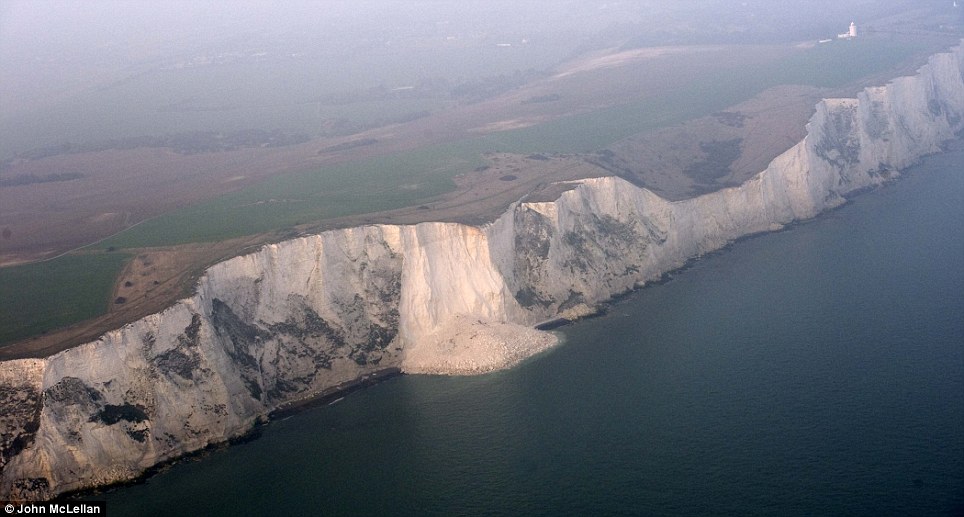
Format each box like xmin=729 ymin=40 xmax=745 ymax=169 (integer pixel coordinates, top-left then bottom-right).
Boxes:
xmin=2 ymin=42 xmax=963 ymax=500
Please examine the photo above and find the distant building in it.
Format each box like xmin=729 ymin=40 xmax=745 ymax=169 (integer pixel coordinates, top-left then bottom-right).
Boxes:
xmin=838 ymin=21 xmax=857 ymax=39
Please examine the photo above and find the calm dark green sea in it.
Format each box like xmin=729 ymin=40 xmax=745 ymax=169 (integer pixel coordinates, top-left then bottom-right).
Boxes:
xmin=98 ymin=149 xmax=964 ymax=516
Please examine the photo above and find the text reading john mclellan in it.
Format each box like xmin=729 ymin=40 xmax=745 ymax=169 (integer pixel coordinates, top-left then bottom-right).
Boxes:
xmin=3 ymin=502 xmax=105 ymax=515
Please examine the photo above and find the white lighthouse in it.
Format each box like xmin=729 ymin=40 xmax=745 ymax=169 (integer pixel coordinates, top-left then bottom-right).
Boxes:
xmin=838 ymin=21 xmax=857 ymax=39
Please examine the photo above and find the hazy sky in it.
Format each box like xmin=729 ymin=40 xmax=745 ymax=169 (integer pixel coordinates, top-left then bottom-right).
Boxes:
xmin=1 ymin=1 xmax=636 ymax=110
xmin=2 ymin=0 xmax=926 ymax=66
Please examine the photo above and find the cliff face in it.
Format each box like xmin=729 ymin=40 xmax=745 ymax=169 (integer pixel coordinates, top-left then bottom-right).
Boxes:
xmin=2 ymin=43 xmax=963 ymax=500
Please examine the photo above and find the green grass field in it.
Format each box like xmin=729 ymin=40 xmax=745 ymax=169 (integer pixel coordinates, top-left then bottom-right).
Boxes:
xmin=100 ymin=140 xmax=489 ymax=249
xmin=1 ymin=36 xmax=939 ymax=348
xmin=772 ymin=38 xmax=928 ymax=89
xmin=0 ymin=252 xmax=129 ymax=345
xmin=489 ymin=38 xmax=929 ymax=152
xmin=100 ymin=38 xmax=931 ymax=250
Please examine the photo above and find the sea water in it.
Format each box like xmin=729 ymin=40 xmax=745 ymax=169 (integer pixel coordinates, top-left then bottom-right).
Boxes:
xmin=98 ymin=148 xmax=964 ymax=516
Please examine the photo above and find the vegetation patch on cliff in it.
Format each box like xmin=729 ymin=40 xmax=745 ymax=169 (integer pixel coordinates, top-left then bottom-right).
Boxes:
xmin=91 ymin=403 xmax=149 ymax=425
xmin=211 ymin=299 xmax=269 ymax=400
xmin=515 ymin=286 xmax=554 ymax=309
xmin=815 ymin=104 xmax=861 ymax=169
xmin=268 ymin=307 xmax=344 ymax=345
xmin=147 ymin=314 xmax=207 ymax=383
xmin=351 ymin=323 xmax=395 ymax=366
xmin=512 ymin=207 xmax=555 ymax=308
xmin=0 ymin=384 xmax=43 ymax=467
xmin=44 ymin=377 xmax=103 ymax=407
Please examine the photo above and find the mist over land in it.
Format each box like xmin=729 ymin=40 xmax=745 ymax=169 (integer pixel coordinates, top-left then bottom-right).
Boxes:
xmin=1 ymin=0 xmax=954 ymax=157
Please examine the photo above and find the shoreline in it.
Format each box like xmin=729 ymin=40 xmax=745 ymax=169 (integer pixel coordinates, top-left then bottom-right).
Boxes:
xmin=531 ymin=139 xmax=958 ymax=335
xmin=56 ymin=367 xmax=403 ymax=502
xmin=45 ymin=137 xmax=964 ymax=503
xmin=267 ymin=367 xmax=402 ymax=420
xmin=63 ymin=142 xmax=951 ymax=501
